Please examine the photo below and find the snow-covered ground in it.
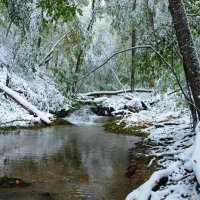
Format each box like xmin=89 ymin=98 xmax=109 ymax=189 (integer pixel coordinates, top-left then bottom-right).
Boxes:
xmin=119 ymin=94 xmax=200 ymax=200
xmin=126 ymin=119 xmax=200 ymax=200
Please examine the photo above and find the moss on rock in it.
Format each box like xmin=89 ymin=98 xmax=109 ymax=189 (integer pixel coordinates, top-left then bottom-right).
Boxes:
xmin=51 ymin=118 xmax=73 ymax=126
xmin=103 ymin=119 xmax=148 ymax=138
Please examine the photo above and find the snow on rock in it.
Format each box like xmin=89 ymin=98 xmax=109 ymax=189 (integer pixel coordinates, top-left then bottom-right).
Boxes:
xmin=79 ymin=91 xmax=153 ymax=116
xmin=123 ymin=92 xmax=186 ymax=127
xmin=100 ymin=95 xmax=144 ymax=111
xmin=84 ymin=90 xmax=186 ymax=129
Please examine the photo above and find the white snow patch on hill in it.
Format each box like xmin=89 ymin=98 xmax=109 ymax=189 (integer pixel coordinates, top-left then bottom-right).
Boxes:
xmin=0 ymin=66 xmax=71 ymax=127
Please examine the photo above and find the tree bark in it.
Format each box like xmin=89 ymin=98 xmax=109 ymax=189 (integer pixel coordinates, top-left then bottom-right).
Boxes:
xmin=168 ymin=0 xmax=200 ymax=120
xmin=131 ymin=0 xmax=137 ymax=92
xmin=75 ymin=49 xmax=84 ymax=74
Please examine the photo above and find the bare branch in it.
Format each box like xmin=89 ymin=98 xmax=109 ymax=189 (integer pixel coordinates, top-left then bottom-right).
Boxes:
xmin=109 ymin=65 xmax=126 ymax=93
xmin=39 ymin=32 xmax=70 ymax=67
xmin=187 ymin=14 xmax=200 ymax=17
xmin=76 ymin=45 xmax=188 ymax=99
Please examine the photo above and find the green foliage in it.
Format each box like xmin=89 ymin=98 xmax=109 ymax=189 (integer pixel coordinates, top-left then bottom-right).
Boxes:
xmin=52 ymin=67 xmax=74 ymax=96
xmin=37 ymin=0 xmax=81 ymax=23
xmin=0 ymin=0 xmax=198 ymax=95
xmin=51 ymin=118 xmax=72 ymax=126
xmin=184 ymin=0 xmax=200 ymax=14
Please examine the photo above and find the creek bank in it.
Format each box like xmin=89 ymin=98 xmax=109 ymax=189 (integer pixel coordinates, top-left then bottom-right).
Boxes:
xmin=0 ymin=118 xmax=73 ymax=134
xmin=102 ymin=117 xmax=159 ymax=188
xmin=125 ymin=142 xmax=158 ymax=188
xmin=79 ymin=91 xmax=195 ymax=199
xmin=0 ymin=91 xmax=151 ymax=131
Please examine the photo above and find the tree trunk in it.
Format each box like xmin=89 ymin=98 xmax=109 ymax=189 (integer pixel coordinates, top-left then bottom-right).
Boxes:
xmin=73 ymin=0 xmax=96 ymax=92
xmin=131 ymin=29 xmax=136 ymax=92
xmin=75 ymin=49 xmax=84 ymax=74
xmin=131 ymin=0 xmax=137 ymax=92
xmin=168 ymin=0 xmax=200 ymax=120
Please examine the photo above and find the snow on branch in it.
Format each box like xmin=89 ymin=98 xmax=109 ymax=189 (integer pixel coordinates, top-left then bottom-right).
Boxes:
xmin=79 ymin=88 xmax=153 ymax=96
xmin=125 ymin=163 xmax=179 ymax=200
xmin=39 ymin=31 xmax=70 ymax=67
xmin=0 ymin=82 xmax=51 ymax=124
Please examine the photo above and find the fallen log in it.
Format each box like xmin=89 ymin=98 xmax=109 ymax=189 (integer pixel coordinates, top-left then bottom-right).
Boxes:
xmin=0 ymin=82 xmax=51 ymax=124
xmin=79 ymin=89 xmax=153 ymax=97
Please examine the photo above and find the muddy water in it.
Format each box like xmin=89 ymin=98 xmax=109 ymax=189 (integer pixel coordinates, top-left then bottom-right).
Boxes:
xmin=0 ymin=125 xmax=140 ymax=200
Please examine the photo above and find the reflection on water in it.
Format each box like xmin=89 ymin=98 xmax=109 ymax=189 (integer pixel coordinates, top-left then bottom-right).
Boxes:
xmin=0 ymin=125 xmax=140 ymax=200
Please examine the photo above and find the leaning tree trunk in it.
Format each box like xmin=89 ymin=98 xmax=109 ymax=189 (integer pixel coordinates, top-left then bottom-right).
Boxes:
xmin=168 ymin=0 xmax=200 ymax=121
xmin=72 ymin=0 xmax=96 ymax=93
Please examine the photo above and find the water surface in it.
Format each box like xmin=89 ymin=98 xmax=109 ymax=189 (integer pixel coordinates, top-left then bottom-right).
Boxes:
xmin=0 ymin=125 xmax=140 ymax=200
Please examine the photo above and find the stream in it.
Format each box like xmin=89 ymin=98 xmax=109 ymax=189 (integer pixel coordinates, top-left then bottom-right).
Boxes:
xmin=0 ymin=107 xmax=141 ymax=200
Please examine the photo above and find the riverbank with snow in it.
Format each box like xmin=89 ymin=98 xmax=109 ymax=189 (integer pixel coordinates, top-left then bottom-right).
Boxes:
xmin=0 ymin=66 xmax=73 ymax=129
xmin=1 ymin=84 xmax=199 ymax=199
xmin=78 ymin=91 xmax=199 ymax=199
